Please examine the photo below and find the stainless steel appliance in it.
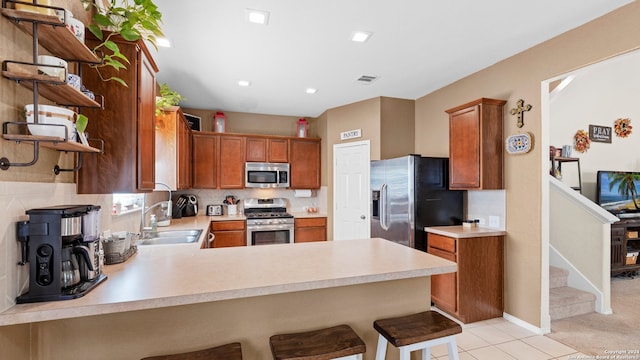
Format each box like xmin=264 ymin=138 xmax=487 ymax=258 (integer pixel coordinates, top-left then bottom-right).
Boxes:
xmin=371 ymin=155 xmax=463 ymax=251
xmin=173 ymin=194 xmax=198 ymax=218
xmin=245 ymin=162 xmax=290 ymax=188
xmin=206 ymin=204 xmax=223 ymax=216
xmin=16 ymin=205 xmax=107 ymax=303
xmin=244 ymin=198 xmax=294 ymax=245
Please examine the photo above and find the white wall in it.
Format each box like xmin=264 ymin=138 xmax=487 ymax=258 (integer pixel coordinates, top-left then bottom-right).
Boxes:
xmin=550 ymin=50 xmax=640 ymax=202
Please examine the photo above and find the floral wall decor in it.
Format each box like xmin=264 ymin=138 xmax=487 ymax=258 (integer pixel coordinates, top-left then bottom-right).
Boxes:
xmin=614 ymin=118 xmax=632 ymax=138
xmin=574 ymin=129 xmax=591 ymax=153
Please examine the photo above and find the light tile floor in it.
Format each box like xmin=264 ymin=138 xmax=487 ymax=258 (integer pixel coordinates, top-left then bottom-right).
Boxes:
xmin=427 ymin=317 xmax=587 ymax=360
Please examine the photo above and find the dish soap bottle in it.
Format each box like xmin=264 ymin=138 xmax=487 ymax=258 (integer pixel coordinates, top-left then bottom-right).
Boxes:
xmin=150 ymin=214 xmax=158 ymax=234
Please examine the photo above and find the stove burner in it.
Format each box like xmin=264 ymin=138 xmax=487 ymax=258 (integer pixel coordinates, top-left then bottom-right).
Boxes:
xmin=245 ymin=211 xmax=293 ymax=219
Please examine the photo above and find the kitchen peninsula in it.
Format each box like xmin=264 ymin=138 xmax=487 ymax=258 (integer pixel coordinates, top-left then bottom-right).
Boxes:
xmin=0 ymin=230 xmax=456 ymax=360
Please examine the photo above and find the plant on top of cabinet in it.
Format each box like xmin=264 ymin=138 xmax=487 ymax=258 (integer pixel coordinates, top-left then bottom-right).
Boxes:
xmin=155 ymin=83 xmax=185 ymax=115
xmin=81 ymin=0 xmax=163 ymax=86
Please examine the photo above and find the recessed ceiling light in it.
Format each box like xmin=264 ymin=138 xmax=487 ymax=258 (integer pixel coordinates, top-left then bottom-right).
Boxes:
xmin=351 ymin=31 xmax=372 ymax=43
xmin=156 ymin=37 xmax=172 ymax=48
xmin=305 ymin=88 xmax=317 ymax=94
xmin=238 ymin=80 xmax=251 ymax=87
xmin=246 ymin=9 xmax=270 ymax=25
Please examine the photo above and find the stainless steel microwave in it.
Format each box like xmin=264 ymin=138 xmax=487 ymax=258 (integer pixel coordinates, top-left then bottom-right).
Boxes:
xmin=245 ymin=163 xmax=290 ymax=188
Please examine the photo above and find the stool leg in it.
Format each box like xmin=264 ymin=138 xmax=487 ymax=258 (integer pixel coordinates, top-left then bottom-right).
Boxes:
xmin=422 ymin=347 xmax=430 ymax=360
xmin=375 ymin=334 xmax=388 ymax=360
xmin=399 ymin=346 xmax=411 ymax=360
xmin=446 ymin=337 xmax=460 ymax=360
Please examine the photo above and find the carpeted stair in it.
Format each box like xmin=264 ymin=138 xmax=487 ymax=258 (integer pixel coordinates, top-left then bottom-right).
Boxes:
xmin=549 ymin=266 xmax=596 ymax=320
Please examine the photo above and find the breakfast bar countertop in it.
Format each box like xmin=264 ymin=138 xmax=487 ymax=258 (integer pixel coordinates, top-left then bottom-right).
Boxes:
xmin=425 ymin=225 xmax=507 ymax=238
xmin=0 ymin=236 xmax=456 ymax=326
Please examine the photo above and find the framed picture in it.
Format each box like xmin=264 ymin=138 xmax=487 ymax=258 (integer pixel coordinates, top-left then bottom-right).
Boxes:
xmin=588 ymin=125 xmax=612 ymax=143
xmin=183 ymin=113 xmax=201 ymax=131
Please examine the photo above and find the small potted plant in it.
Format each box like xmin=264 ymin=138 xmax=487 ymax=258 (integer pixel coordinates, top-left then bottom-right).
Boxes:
xmin=155 ymin=83 xmax=185 ymax=115
xmin=81 ymin=0 xmax=164 ymax=86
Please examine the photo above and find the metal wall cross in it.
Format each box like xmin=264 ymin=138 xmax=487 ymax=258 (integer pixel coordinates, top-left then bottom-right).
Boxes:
xmin=510 ymin=99 xmax=532 ymax=128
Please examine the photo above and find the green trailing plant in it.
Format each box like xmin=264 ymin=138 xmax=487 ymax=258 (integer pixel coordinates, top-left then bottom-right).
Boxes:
xmin=155 ymin=83 xmax=185 ymax=115
xmin=81 ymin=0 xmax=164 ymax=86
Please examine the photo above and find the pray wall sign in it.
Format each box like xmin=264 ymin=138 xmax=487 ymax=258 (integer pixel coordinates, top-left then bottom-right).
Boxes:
xmin=588 ymin=125 xmax=612 ymax=143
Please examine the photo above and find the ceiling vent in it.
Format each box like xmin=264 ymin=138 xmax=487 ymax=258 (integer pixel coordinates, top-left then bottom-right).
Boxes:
xmin=356 ymin=75 xmax=378 ymax=84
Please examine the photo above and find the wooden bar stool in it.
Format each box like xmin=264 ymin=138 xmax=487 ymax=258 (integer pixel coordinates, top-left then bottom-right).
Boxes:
xmin=373 ymin=311 xmax=462 ymax=360
xmin=269 ymin=324 xmax=366 ymax=360
xmin=140 ymin=342 xmax=243 ymax=360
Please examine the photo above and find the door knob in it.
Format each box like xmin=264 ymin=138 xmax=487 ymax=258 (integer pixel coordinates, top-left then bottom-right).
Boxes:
xmin=360 ymin=215 xmax=366 ymax=220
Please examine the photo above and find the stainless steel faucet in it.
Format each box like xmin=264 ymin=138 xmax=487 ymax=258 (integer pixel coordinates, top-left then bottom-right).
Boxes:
xmin=140 ymin=182 xmax=173 ymax=234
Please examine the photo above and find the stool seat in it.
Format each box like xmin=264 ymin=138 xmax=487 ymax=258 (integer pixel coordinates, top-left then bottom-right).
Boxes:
xmin=374 ymin=311 xmax=461 ymax=347
xmin=373 ymin=311 xmax=462 ymax=360
xmin=141 ymin=342 xmax=243 ymax=360
xmin=270 ymin=324 xmax=366 ymax=360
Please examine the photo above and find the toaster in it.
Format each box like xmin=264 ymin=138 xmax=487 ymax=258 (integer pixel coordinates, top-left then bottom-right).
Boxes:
xmin=207 ymin=204 xmax=223 ymax=216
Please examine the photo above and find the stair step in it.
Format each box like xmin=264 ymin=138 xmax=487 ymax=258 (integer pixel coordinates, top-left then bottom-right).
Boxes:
xmin=549 ymin=286 xmax=595 ymax=320
xmin=549 ymin=266 xmax=569 ymax=289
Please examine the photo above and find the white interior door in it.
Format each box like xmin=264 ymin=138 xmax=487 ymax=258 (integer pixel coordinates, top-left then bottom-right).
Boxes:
xmin=333 ymin=140 xmax=370 ymax=240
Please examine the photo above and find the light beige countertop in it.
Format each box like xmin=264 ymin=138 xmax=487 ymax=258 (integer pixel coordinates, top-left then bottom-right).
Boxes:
xmin=202 ymin=214 xmax=246 ymax=222
xmin=289 ymin=211 xmax=328 ymax=218
xmin=0 ymin=237 xmax=456 ymax=326
xmin=425 ymin=225 xmax=507 ymax=238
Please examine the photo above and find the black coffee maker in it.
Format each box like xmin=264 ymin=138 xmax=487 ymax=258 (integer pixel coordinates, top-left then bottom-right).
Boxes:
xmin=16 ymin=205 xmax=107 ymax=303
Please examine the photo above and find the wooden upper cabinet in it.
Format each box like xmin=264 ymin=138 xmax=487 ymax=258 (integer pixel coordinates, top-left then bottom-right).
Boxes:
xmin=177 ymin=111 xmax=192 ymax=189
xmin=77 ymin=35 xmax=158 ymax=194
xmin=246 ymin=136 xmax=289 ymax=163
xmin=191 ymin=133 xmax=217 ymax=189
xmin=446 ymin=98 xmax=506 ymax=190
xmin=155 ymin=107 xmax=192 ymax=190
xmin=246 ymin=137 xmax=267 ymax=162
xmin=218 ymin=135 xmax=245 ymax=188
xmin=289 ymin=138 xmax=321 ymax=189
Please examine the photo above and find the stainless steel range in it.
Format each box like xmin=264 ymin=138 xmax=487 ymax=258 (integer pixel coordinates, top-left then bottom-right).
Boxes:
xmin=244 ymin=198 xmax=294 ymax=246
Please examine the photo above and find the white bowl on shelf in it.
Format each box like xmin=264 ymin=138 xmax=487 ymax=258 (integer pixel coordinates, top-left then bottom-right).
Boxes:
xmin=25 ymin=104 xmax=76 ymax=141
xmin=37 ymin=55 xmax=67 ymax=80
xmin=65 ymin=16 xmax=85 ymax=42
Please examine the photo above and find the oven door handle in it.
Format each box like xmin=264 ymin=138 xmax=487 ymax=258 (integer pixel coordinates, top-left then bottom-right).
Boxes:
xmin=246 ymin=224 xmax=294 ymax=231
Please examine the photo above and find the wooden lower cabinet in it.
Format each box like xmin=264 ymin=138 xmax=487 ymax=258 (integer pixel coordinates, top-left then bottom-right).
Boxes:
xmin=427 ymin=233 xmax=504 ymax=323
xmin=209 ymin=220 xmax=246 ymax=248
xmin=294 ymin=217 xmax=327 ymax=243
xmin=611 ymin=219 xmax=640 ymax=275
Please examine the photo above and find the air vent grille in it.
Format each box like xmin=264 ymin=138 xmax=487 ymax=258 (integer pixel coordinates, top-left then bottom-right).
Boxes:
xmin=356 ymin=75 xmax=378 ymax=84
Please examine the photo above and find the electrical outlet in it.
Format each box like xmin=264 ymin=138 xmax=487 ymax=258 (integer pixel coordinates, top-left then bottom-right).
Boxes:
xmin=489 ymin=216 xmax=500 ymax=228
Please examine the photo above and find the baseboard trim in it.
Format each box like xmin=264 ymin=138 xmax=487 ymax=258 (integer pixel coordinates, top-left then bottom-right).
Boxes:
xmin=503 ymin=312 xmax=548 ymax=335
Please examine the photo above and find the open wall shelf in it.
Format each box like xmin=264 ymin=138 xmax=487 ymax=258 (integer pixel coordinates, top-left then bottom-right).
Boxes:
xmin=1 ymin=2 xmax=104 ymax=173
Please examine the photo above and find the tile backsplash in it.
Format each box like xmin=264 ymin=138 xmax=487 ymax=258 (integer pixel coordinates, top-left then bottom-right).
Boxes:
xmin=174 ymin=186 xmax=327 ymax=215
xmin=466 ymin=190 xmax=506 ymax=230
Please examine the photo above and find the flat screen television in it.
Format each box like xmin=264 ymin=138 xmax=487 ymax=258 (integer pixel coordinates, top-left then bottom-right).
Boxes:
xmin=596 ymin=170 xmax=640 ymax=217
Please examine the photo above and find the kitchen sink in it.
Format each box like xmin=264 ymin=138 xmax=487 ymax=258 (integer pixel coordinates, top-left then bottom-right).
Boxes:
xmin=137 ymin=229 xmax=202 ymax=245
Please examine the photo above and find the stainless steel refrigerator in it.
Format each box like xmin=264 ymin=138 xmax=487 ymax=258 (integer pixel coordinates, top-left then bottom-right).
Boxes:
xmin=371 ymin=155 xmax=463 ymax=251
